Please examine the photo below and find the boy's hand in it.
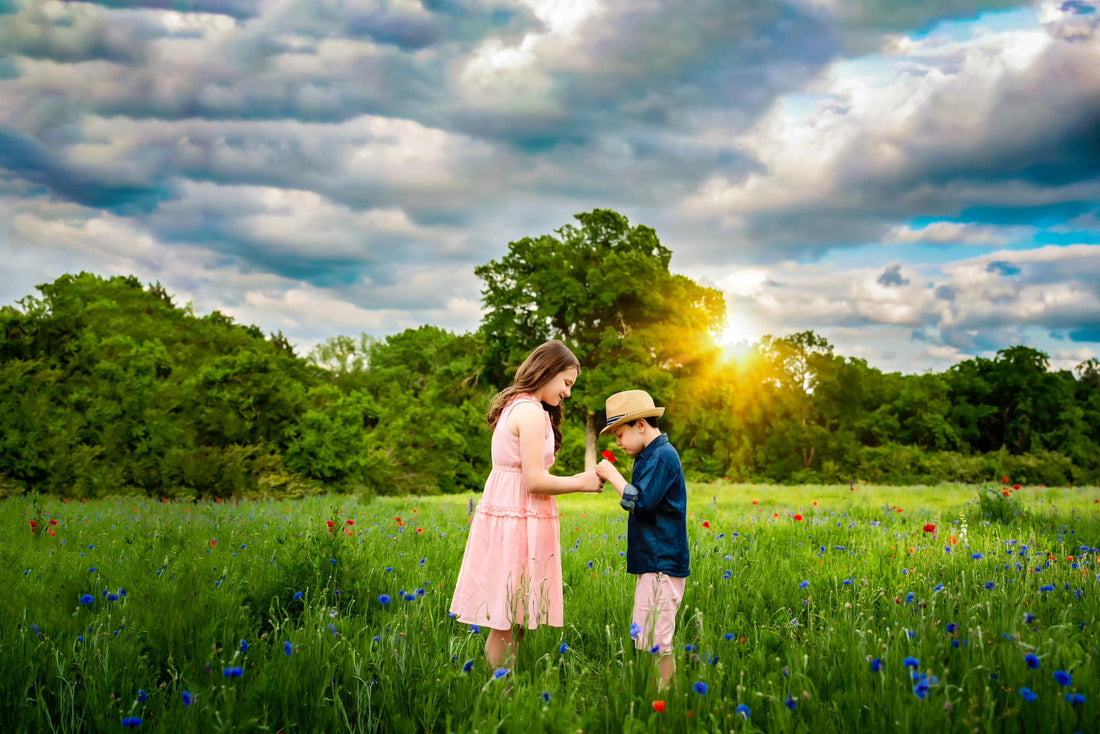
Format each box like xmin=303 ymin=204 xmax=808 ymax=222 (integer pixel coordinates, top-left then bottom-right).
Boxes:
xmin=595 ymin=459 xmax=620 ymax=483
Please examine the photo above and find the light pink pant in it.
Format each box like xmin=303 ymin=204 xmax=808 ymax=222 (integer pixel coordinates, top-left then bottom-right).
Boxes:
xmin=632 ymin=572 xmax=686 ymax=654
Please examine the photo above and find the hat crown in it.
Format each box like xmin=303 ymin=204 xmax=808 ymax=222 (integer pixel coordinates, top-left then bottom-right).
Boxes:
xmin=605 ymin=390 xmax=656 ymax=417
xmin=600 ymin=389 xmax=665 ymax=435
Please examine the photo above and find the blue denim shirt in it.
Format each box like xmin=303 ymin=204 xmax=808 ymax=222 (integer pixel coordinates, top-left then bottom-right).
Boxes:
xmin=619 ymin=434 xmax=690 ymax=577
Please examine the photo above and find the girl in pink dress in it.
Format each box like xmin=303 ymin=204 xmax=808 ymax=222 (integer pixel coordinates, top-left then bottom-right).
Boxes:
xmin=450 ymin=340 xmax=603 ymax=669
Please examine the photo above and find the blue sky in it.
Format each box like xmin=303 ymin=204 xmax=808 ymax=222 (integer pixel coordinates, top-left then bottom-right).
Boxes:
xmin=1 ymin=0 xmax=1098 ymax=373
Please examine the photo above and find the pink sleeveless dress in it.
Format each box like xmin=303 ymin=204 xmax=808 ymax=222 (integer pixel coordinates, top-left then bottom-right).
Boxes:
xmin=449 ymin=394 xmax=563 ymax=630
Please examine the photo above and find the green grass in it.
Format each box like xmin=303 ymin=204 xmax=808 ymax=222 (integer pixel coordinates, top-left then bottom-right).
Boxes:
xmin=2 ymin=482 xmax=1098 ymax=732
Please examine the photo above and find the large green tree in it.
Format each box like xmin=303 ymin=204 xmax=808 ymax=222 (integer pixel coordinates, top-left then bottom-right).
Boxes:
xmin=475 ymin=209 xmax=726 ymax=468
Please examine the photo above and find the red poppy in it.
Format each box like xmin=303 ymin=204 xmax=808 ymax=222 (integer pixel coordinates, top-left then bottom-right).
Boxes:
xmin=793 ymin=514 xmax=803 ymax=521
xmin=923 ymin=524 xmax=936 ymax=533
xmin=652 ymin=701 xmax=665 ymax=713
xmin=702 ymin=521 xmax=710 ymax=529
xmin=1002 ymin=477 xmax=1010 ymax=483
xmin=29 ymin=520 xmax=38 ymax=532
xmin=49 ymin=519 xmax=58 ymax=526
xmin=209 ymin=540 xmax=217 ymax=546
xmin=416 ymin=528 xmax=423 ymax=534
xmin=1002 ymin=491 xmax=1010 ymax=497
xmin=346 ymin=519 xmax=354 ymax=525
xmin=1013 ymin=484 xmax=1021 ymax=490
xmin=601 ymin=450 xmax=616 ymax=463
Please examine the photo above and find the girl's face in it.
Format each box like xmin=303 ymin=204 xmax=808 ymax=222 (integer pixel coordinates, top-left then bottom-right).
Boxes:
xmin=535 ymin=366 xmax=579 ymax=407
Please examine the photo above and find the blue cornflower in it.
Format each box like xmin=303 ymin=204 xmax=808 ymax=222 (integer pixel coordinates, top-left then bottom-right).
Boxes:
xmin=904 ymin=657 xmax=919 ymax=669
xmin=905 ymin=592 xmax=915 ymax=603
xmin=1024 ymin=613 xmax=1036 ymax=623
xmin=559 ymin=642 xmax=568 ymax=654
xmin=79 ymin=594 xmax=94 ymax=605
xmin=378 ymin=594 xmax=391 ymax=604
xmin=971 ymin=552 xmax=982 ymax=560
xmin=403 ymin=594 xmax=415 ymax=601
xmin=137 ymin=689 xmax=147 ymax=703
xmin=722 ymin=569 xmax=732 ymax=579
xmin=933 ymin=584 xmax=944 ymax=592
xmin=693 ymin=681 xmax=708 ymax=696
xmin=1024 ymin=654 xmax=1040 ymax=669
xmin=493 ymin=668 xmax=510 ymax=679
xmin=1053 ymin=670 xmax=1072 ymax=686
xmin=329 ymin=559 xmax=337 ymax=564
xmin=799 ymin=580 xmax=810 ymax=589
xmin=735 ymin=704 xmax=750 ymax=719
xmin=984 ymin=582 xmax=995 ymax=590
xmin=1066 ymin=693 xmax=1086 ymax=706
xmin=871 ymin=658 xmax=883 ymax=672
xmin=240 ymin=639 xmax=249 ymax=653
xmin=284 ymin=641 xmax=293 ymax=657
xmin=649 ymin=644 xmax=661 ymax=654
xmin=1040 ymin=585 xmax=1054 ymax=592
xmin=946 ymin=623 xmax=957 ymax=633
xmin=912 ymin=673 xmax=937 ymax=699
xmin=843 ymin=579 xmax=853 ymax=585
xmin=223 ymin=667 xmax=243 ymax=678
xmin=629 ymin=622 xmax=642 ymax=640
xmin=107 ymin=594 xmax=119 ymax=601
xmin=121 ymin=717 xmax=142 ymax=728
xmin=784 ymin=696 xmax=797 ymax=710
xmin=724 ymin=632 xmax=734 ymax=640
xmin=1019 ymin=687 xmax=1037 ymax=702
xmin=542 ymin=691 xmax=551 ymax=703
xmin=462 ymin=660 xmax=474 ymax=673
xmin=685 ymin=644 xmax=697 ymax=652
xmin=182 ymin=691 xmax=192 ymax=706
xmin=293 ymin=591 xmax=303 ymax=600
xmin=469 ymin=624 xmax=481 ymax=635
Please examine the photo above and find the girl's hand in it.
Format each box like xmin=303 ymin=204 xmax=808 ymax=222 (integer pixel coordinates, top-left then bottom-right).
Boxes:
xmin=575 ymin=470 xmax=603 ymax=493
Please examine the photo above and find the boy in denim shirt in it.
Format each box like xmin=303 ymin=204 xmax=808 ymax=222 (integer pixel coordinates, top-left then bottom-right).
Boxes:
xmin=595 ymin=389 xmax=689 ymax=689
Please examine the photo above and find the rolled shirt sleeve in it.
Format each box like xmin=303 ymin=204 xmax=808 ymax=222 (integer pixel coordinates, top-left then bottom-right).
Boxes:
xmin=620 ymin=483 xmax=639 ymax=512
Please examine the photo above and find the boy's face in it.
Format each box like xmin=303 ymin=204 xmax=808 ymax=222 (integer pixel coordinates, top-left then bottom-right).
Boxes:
xmin=610 ymin=420 xmax=648 ymax=457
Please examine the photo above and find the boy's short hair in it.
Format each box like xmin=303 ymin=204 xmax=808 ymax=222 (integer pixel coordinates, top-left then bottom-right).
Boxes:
xmin=628 ymin=416 xmax=659 ymax=430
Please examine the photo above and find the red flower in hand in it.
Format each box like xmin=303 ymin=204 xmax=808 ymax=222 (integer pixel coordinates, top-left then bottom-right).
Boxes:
xmin=600 ymin=450 xmax=616 ymax=463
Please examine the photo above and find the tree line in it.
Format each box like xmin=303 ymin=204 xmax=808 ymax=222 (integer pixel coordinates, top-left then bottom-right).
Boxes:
xmin=1 ymin=210 xmax=1097 ymax=498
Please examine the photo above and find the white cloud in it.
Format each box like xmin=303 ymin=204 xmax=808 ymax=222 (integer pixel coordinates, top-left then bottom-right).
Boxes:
xmin=884 ymin=221 xmax=1019 ymax=245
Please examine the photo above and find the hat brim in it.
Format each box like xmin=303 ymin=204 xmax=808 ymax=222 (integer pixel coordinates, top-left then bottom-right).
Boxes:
xmin=599 ymin=407 xmax=665 ymax=436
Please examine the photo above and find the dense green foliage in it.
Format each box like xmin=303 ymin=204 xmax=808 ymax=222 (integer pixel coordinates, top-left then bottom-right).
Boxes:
xmin=1 ymin=210 xmax=1098 ymax=498
xmin=4 ymin=486 xmax=1097 ymax=732
xmin=476 ymin=209 xmax=726 ymax=463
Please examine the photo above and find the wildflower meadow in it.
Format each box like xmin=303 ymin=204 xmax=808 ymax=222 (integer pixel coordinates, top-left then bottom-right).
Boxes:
xmin=4 ymin=482 xmax=1098 ymax=733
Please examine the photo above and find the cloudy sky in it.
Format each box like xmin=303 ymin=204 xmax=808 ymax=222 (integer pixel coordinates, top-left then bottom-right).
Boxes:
xmin=1 ymin=0 xmax=1098 ymax=374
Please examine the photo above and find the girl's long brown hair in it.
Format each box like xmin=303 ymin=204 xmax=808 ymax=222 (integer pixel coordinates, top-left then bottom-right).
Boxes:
xmin=487 ymin=340 xmax=580 ymax=454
